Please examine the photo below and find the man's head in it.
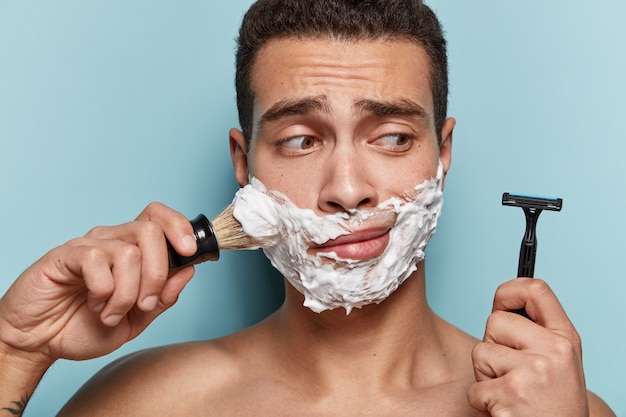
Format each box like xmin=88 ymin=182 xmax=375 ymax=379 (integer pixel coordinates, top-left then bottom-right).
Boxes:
xmin=235 ymin=0 xmax=448 ymax=147
xmin=229 ymin=0 xmax=454 ymax=313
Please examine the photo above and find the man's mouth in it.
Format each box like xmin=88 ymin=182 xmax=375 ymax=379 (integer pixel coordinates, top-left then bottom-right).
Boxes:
xmin=309 ymin=227 xmax=391 ymax=260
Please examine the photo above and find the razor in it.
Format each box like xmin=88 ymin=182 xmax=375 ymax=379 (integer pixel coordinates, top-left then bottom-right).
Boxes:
xmin=502 ymin=193 xmax=562 ymax=278
xmin=502 ymin=193 xmax=562 ymax=317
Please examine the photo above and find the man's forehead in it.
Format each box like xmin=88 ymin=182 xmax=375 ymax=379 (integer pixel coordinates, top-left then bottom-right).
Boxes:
xmin=249 ymin=37 xmax=435 ymax=135
xmin=250 ymin=37 xmax=432 ymax=92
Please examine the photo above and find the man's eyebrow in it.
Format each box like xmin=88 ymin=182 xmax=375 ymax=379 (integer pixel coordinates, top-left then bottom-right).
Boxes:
xmin=354 ymin=98 xmax=430 ymax=121
xmin=258 ymin=95 xmax=331 ymax=128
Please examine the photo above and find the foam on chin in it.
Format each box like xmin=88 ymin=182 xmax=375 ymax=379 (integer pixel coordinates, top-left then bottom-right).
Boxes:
xmin=232 ymin=162 xmax=444 ymax=314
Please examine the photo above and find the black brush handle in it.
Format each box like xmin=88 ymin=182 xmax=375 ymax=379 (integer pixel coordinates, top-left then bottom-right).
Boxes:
xmin=167 ymin=214 xmax=219 ymax=270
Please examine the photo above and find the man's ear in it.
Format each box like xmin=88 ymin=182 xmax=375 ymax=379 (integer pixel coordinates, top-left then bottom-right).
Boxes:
xmin=439 ymin=117 xmax=455 ymax=190
xmin=229 ymin=128 xmax=249 ymax=187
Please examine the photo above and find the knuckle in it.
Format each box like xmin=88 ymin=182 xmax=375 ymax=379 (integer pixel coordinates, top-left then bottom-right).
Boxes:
xmin=520 ymin=357 xmax=552 ymax=392
xmin=569 ymin=332 xmax=583 ymax=353
xmin=527 ymin=278 xmax=551 ymax=298
xmin=505 ymin=372 xmax=531 ymax=403
xmin=109 ymin=301 xmax=136 ymax=316
xmin=471 ymin=341 xmax=488 ymax=362
xmin=551 ymin=335 xmax=578 ymax=360
xmin=142 ymin=271 xmax=169 ymax=296
xmin=110 ymin=289 xmax=139 ymax=311
xmin=119 ymin=293 xmax=138 ymax=308
xmin=485 ymin=309 xmax=506 ymax=329
xmin=470 ymin=342 xmax=501 ymax=380
xmin=471 ymin=342 xmax=485 ymax=365
xmin=151 ymin=268 xmax=169 ymax=285
xmin=142 ymin=201 xmax=166 ymax=217
xmin=483 ymin=317 xmax=496 ymax=339
xmin=65 ymin=237 xmax=83 ymax=246
xmin=118 ymin=244 xmax=142 ymax=263
xmin=85 ymin=225 xmax=108 ymax=238
xmin=493 ymin=281 xmax=508 ymax=299
xmin=80 ymin=245 xmax=108 ymax=264
xmin=465 ymin=382 xmax=481 ymax=406
xmin=495 ymin=280 xmax=508 ymax=293
xmin=528 ymin=354 xmax=551 ymax=376
xmin=88 ymin=275 xmax=115 ymax=298
xmin=136 ymin=219 xmax=164 ymax=240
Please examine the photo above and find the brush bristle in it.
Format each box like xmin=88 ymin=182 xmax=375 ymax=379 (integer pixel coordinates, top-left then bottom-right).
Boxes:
xmin=211 ymin=204 xmax=279 ymax=250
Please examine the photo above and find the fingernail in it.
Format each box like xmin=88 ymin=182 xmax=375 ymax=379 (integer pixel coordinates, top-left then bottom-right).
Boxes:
xmin=142 ymin=295 xmax=158 ymax=311
xmin=181 ymin=235 xmax=196 ymax=252
xmin=102 ymin=314 xmax=122 ymax=327
xmin=93 ymin=302 xmax=105 ymax=313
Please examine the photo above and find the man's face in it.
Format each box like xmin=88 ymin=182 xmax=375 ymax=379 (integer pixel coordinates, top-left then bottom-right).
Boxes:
xmin=231 ymin=37 xmax=453 ymax=259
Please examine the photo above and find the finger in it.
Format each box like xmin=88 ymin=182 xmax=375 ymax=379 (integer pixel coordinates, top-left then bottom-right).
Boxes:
xmin=467 ymin=378 xmax=510 ymax=417
xmin=479 ymin=310 xmax=585 ymax=400
xmin=135 ymin=202 xmax=197 ymax=257
xmin=85 ymin=218 xmax=186 ymax=312
xmin=471 ymin=340 xmax=518 ymax=382
xmin=62 ymin=239 xmax=143 ymax=323
xmin=89 ymin=242 xmax=142 ymax=327
xmin=102 ymin=221 xmax=170 ymax=312
xmin=120 ymin=267 xmax=195 ymax=338
xmin=482 ymin=309 xmax=545 ymax=350
xmin=492 ymin=278 xmax=574 ymax=331
xmin=154 ymin=266 xmax=195 ymax=310
xmin=468 ymin=372 xmax=537 ymax=416
xmin=71 ymin=246 xmax=116 ymax=313
xmin=483 ymin=308 xmax=582 ymax=361
xmin=43 ymin=242 xmax=115 ymax=313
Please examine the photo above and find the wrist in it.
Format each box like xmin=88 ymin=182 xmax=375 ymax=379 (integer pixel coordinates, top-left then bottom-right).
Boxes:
xmin=0 ymin=342 xmax=53 ymax=415
xmin=0 ymin=340 xmax=54 ymax=385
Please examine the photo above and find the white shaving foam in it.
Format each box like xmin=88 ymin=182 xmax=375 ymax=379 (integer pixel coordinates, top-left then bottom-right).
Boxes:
xmin=232 ymin=163 xmax=444 ymax=314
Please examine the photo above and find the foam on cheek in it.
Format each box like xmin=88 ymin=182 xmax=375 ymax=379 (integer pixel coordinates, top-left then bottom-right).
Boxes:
xmin=231 ymin=163 xmax=444 ymax=314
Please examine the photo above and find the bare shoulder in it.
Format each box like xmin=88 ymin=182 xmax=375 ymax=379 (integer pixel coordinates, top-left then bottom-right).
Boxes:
xmin=57 ymin=318 xmax=279 ymax=417
xmin=588 ymin=391 xmax=617 ymax=417
xmin=57 ymin=339 xmax=244 ymax=416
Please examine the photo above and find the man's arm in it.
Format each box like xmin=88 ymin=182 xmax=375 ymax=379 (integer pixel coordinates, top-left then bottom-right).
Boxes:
xmin=0 ymin=203 xmax=197 ymax=414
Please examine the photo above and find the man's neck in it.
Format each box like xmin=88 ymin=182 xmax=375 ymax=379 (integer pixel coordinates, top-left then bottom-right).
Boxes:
xmin=268 ymin=263 xmax=461 ymax=392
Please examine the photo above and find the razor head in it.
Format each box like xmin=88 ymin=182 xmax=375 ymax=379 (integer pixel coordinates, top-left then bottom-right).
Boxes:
xmin=502 ymin=193 xmax=562 ymax=211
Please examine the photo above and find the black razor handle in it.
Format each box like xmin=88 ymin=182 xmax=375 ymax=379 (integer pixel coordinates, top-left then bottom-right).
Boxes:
xmin=167 ymin=214 xmax=219 ymax=270
xmin=512 ymin=207 xmax=542 ymax=318
xmin=517 ymin=207 xmax=541 ymax=278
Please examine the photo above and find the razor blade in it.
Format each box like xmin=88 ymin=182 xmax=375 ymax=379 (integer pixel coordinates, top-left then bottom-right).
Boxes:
xmin=502 ymin=193 xmax=562 ymax=212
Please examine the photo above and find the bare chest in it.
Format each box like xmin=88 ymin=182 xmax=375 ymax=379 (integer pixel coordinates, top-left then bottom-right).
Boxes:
xmin=195 ymin=379 xmax=475 ymax=417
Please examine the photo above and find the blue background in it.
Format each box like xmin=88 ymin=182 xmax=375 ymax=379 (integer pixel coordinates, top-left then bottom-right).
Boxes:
xmin=1 ymin=1 xmax=623 ymax=414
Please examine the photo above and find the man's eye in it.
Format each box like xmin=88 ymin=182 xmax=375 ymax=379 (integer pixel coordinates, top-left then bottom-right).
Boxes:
xmin=374 ymin=133 xmax=414 ymax=150
xmin=281 ymin=135 xmax=319 ymax=150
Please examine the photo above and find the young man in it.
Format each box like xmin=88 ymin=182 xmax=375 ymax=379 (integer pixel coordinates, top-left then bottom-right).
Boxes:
xmin=0 ymin=1 xmax=615 ymax=415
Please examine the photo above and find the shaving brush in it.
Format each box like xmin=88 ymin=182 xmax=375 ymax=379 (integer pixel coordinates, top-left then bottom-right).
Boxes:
xmin=167 ymin=204 xmax=279 ymax=270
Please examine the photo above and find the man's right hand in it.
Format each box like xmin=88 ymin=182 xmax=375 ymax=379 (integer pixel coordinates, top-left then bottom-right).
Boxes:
xmin=0 ymin=202 xmax=197 ymax=365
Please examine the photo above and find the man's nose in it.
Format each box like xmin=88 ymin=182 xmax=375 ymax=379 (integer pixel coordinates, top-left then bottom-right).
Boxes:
xmin=317 ymin=149 xmax=378 ymax=213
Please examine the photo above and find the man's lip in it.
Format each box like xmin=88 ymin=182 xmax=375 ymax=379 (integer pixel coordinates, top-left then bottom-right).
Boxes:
xmin=310 ymin=227 xmax=392 ymax=260
xmin=314 ymin=228 xmax=390 ymax=248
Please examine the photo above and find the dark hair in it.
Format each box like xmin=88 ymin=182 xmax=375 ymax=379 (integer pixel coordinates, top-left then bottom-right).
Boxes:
xmin=235 ymin=0 xmax=448 ymax=145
